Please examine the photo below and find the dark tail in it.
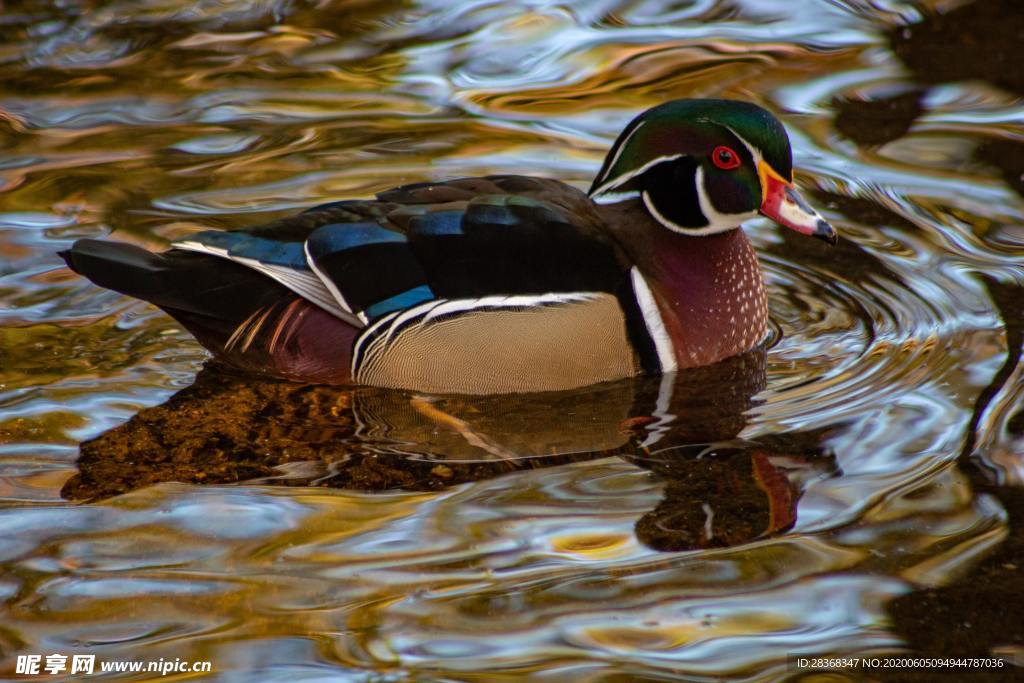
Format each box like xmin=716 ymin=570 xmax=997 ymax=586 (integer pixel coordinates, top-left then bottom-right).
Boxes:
xmin=60 ymin=239 xmax=356 ymax=383
xmin=60 ymin=237 xmax=295 ymax=352
xmin=60 ymin=238 xmax=290 ymax=322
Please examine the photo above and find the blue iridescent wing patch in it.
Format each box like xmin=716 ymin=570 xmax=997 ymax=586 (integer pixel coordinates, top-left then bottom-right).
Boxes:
xmin=305 ymin=223 xmax=435 ymax=322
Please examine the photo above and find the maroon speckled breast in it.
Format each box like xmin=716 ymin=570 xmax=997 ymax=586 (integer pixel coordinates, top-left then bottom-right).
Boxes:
xmin=640 ymin=228 xmax=768 ymax=369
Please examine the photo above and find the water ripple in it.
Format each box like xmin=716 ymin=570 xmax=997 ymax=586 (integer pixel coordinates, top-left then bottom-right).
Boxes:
xmin=2 ymin=0 xmax=1023 ymax=679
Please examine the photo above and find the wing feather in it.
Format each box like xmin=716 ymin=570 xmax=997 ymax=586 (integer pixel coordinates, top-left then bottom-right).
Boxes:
xmin=173 ymin=235 xmax=360 ymax=326
xmin=173 ymin=176 xmax=634 ymax=335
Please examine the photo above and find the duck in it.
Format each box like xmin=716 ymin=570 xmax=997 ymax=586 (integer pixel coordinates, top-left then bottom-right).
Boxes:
xmin=61 ymin=98 xmax=836 ymax=394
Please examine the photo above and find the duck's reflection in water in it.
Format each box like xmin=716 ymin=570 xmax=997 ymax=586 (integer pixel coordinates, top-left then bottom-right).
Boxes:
xmin=63 ymin=348 xmax=839 ymax=552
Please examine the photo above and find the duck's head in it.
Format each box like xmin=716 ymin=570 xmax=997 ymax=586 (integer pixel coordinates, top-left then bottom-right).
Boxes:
xmin=588 ymin=99 xmax=836 ymax=244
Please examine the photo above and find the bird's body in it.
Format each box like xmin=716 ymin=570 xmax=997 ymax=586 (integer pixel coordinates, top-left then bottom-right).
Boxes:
xmin=61 ymin=99 xmax=834 ymax=394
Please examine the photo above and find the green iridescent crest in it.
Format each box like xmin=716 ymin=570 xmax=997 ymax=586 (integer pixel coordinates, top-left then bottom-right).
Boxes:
xmin=589 ymin=99 xmax=793 ymax=198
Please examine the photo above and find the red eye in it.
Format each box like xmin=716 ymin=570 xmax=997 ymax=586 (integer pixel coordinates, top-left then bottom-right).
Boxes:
xmin=712 ymin=145 xmax=741 ymax=170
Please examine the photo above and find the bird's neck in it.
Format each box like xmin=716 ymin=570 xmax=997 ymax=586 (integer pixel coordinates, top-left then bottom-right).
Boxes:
xmin=598 ymin=200 xmax=768 ymax=368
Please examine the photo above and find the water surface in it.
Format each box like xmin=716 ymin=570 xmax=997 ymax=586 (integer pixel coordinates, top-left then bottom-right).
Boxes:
xmin=2 ymin=0 xmax=1024 ymax=680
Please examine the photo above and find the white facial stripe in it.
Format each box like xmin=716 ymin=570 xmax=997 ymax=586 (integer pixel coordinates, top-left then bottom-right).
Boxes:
xmin=590 ymin=153 xmax=684 ymax=200
xmin=724 ymin=125 xmax=765 ymax=169
xmin=592 ymin=190 xmax=641 ymax=205
xmin=595 ymin=120 xmax=646 ymax=190
xmin=694 ymin=165 xmax=758 ymax=233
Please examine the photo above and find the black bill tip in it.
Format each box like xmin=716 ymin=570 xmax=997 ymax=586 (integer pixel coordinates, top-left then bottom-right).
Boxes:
xmin=814 ymin=219 xmax=838 ymax=246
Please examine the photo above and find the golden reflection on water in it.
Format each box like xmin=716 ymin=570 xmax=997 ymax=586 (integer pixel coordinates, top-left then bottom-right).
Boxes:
xmin=2 ymin=0 xmax=1024 ymax=679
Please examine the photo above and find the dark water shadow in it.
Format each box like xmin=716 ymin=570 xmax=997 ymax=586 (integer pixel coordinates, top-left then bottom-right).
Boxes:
xmin=876 ymin=274 xmax=1024 ymax=679
xmin=835 ymin=0 xmax=1024 ymax=209
xmin=62 ymin=349 xmax=842 ymax=553
xmin=975 ymin=139 xmax=1024 ymax=201
xmin=833 ymin=88 xmax=926 ymax=148
xmin=889 ymin=0 xmax=1024 ymax=98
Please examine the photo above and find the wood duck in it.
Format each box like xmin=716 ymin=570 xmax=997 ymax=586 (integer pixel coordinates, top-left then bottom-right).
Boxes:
xmin=61 ymin=99 xmax=836 ymax=394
